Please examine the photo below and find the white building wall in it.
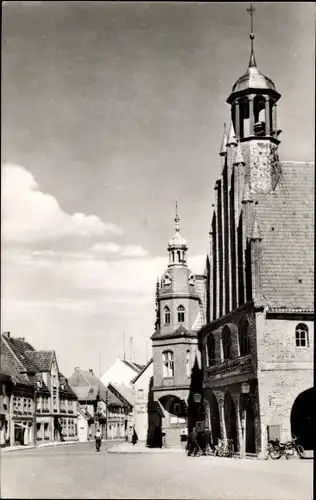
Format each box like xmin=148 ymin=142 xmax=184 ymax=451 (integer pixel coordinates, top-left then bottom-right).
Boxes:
xmin=132 ymin=361 xmax=153 ymax=443
xmin=101 ymin=358 xmax=138 ymax=387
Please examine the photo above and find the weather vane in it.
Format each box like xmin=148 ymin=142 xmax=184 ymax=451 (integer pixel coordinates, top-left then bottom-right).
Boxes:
xmin=246 ymin=3 xmax=256 ymax=67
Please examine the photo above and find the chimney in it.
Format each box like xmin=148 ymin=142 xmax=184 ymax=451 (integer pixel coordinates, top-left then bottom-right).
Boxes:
xmin=89 ymin=369 xmax=94 ymax=374
xmin=3 ymin=331 xmax=10 ymax=338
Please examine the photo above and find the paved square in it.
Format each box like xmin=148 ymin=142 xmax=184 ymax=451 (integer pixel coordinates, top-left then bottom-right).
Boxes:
xmin=1 ymin=443 xmax=313 ymax=499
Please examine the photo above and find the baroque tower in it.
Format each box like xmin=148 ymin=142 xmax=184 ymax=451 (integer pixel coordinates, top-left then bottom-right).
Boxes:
xmin=151 ymin=204 xmax=206 ymax=447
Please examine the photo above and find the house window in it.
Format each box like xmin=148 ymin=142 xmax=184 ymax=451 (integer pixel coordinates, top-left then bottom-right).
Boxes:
xmin=239 ymin=319 xmax=250 ymax=356
xmin=207 ymin=333 xmax=216 ymax=366
xmin=222 ymin=326 xmax=232 ymax=360
xmin=137 ymin=389 xmax=144 ymax=399
xmin=186 ymin=350 xmax=191 ymax=377
xmin=177 ymin=305 xmax=185 ymax=323
xmin=28 ymin=399 xmax=32 ymax=413
xmin=295 ymin=323 xmax=309 ymax=347
xmin=162 ymin=351 xmax=174 ymax=378
xmin=164 ymin=306 xmax=171 ymax=325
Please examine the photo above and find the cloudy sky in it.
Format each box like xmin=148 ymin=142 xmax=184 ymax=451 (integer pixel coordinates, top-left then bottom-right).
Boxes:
xmin=2 ymin=1 xmax=314 ymax=377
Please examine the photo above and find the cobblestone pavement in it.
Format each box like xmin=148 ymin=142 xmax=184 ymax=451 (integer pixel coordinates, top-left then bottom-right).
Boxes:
xmin=1 ymin=442 xmax=313 ymax=499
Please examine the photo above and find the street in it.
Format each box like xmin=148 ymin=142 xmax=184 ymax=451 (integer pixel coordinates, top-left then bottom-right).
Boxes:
xmin=1 ymin=442 xmax=313 ymax=500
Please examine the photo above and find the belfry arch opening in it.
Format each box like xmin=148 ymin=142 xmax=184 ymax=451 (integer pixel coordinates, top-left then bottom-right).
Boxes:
xmin=290 ymin=387 xmax=315 ymax=450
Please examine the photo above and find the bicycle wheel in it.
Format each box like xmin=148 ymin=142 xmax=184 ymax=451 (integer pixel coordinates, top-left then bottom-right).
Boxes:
xmin=227 ymin=442 xmax=234 ymax=458
xmin=268 ymin=448 xmax=281 ymax=460
xmin=296 ymin=445 xmax=305 ymax=459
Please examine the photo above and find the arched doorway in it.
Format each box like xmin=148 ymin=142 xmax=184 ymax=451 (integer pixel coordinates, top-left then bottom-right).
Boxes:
xmin=209 ymin=392 xmax=220 ymax=447
xmin=291 ymin=387 xmax=315 ymax=450
xmin=224 ymin=392 xmax=237 ymax=451
xmin=245 ymin=403 xmax=256 ymax=453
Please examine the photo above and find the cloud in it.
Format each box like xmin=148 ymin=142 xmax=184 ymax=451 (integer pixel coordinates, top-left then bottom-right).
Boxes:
xmin=1 ymin=163 xmax=122 ymax=243
xmin=92 ymin=242 xmax=148 ymax=258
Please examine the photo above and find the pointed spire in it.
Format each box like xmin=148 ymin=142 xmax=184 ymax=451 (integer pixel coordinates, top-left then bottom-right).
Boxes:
xmin=219 ymin=123 xmax=228 ymax=156
xmin=234 ymin=140 xmax=245 ymax=165
xmin=251 ymin=219 xmax=262 ymax=241
xmin=247 ymin=3 xmax=257 ymax=68
xmin=242 ymin=177 xmax=252 ymax=203
xmin=174 ymin=201 xmax=180 ymax=233
xmin=227 ymin=122 xmax=237 ymax=146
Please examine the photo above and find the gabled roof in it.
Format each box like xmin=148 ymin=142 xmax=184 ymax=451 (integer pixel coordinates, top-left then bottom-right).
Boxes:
xmin=3 ymin=336 xmax=38 ymax=372
xmin=254 ymin=161 xmax=314 ymax=311
xmin=77 ymin=405 xmax=94 ymax=421
xmin=68 ymin=368 xmax=122 ymax=406
xmin=151 ymin=325 xmax=197 ymax=340
xmin=26 ymin=350 xmax=54 ymax=372
xmin=131 ymin=358 xmax=153 ymax=384
xmin=108 ymin=383 xmax=134 ymax=408
xmin=121 ymin=359 xmax=144 ymax=372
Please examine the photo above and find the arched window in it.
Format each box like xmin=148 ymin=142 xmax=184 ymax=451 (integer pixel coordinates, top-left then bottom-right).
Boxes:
xmin=164 ymin=306 xmax=171 ymax=325
xmin=162 ymin=351 xmax=174 ymax=378
xmin=222 ymin=326 xmax=232 ymax=360
xmin=186 ymin=350 xmax=191 ymax=377
xmin=295 ymin=324 xmax=309 ymax=347
xmin=177 ymin=305 xmax=185 ymax=323
xmin=177 ymin=250 xmax=181 ymax=262
xmin=239 ymin=319 xmax=250 ymax=356
xmin=207 ymin=333 xmax=216 ymax=366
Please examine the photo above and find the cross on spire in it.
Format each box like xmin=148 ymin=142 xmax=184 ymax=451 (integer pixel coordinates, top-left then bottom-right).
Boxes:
xmin=247 ymin=3 xmax=257 ymax=67
xmin=174 ymin=201 xmax=180 ymax=232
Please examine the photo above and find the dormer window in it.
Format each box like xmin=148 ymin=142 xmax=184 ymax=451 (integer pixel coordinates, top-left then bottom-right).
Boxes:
xmin=164 ymin=273 xmax=171 ymax=286
xmin=189 ymin=274 xmax=195 ymax=286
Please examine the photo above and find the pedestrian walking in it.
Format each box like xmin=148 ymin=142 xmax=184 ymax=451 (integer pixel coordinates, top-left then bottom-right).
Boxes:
xmin=132 ymin=427 xmax=138 ymax=445
xmin=95 ymin=428 xmax=102 ymax=452
xmin=188 ymin=427 xmax=199 ymax=456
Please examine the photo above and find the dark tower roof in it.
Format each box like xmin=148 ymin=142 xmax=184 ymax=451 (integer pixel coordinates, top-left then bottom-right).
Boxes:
xmin=227 ymin=4 xmax=280 ymax=104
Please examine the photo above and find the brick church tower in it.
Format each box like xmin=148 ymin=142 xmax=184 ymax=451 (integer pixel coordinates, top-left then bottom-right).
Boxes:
xmin=198 ymin=5 xmax=314 ymax=458
xmin=151 ymin=204 xmax=206 ymax=447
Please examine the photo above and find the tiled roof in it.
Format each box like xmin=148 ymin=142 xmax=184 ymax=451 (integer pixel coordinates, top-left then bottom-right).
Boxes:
xmin=151 ymin=325 xmax=197 ymax=340
xmin=255 ymin=161 xmax=314 ymax=310
xmin=59 ymin=373 xmax=77 ymax=400
xmin=3 ymin=337 xmax=38 ymax=372
xmin=68 ymin=368 xmax=121 ymax=406
xmin=0 ymin=338 xmax=33 ymax=386
xmin=26 ymin=351 xmax=54 ymax=372
xmin=109 ymin=383 xmax=134 ymax=407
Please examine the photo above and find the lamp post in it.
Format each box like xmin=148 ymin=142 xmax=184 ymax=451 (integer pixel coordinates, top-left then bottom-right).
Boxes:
xmin=240 ymin=382 xmax=250 ymax=460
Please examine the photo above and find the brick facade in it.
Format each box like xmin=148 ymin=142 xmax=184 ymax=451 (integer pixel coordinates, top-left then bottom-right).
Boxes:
xmin=198 ymin=37 xmax=314 ymax=457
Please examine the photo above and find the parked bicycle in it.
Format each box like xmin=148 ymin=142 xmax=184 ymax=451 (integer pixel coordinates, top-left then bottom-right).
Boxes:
xmin=267 ymin=436 xmax=305 ymax=460
xmin=214 ymin=438 xmax=234 ymax=458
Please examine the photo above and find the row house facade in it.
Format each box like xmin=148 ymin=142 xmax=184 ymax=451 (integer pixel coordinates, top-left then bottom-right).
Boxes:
xmin=198 ymin=25 xmax=314 ymax=456
xmin=68 ymin=367 xmax=130 ymax=440
xmin=0 ymin=332 xmax=78 ymax=446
